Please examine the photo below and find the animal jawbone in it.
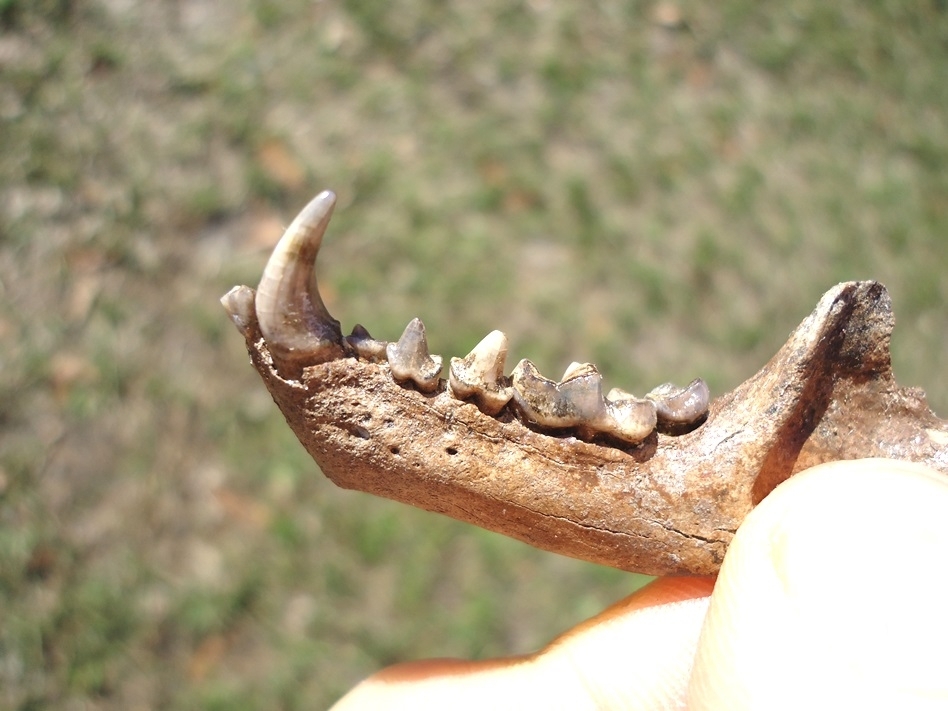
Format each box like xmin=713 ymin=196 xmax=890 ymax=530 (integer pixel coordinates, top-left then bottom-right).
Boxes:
xmin=223 ymin=190 xmax=948 ymax=576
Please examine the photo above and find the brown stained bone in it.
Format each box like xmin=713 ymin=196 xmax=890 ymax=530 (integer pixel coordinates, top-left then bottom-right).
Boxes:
xmin=227 ymin=208 xmax=948 ymax=577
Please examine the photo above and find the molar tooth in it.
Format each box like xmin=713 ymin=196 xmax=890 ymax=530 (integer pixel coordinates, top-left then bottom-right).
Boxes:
xmin=254 ymin=190 xmax=346 ymax=368
xmin=345 ymin=323 xmax=389 ymax=361
xmin=449 ymin=330 xmax=513 ymax=415
xmin=220 ymin=285 xmax=257 ymax=338
xmin=601 ymin=396 xmax=658 ymax=443
xmin=646 ymin=378 xmax=711 ymax=425
xmin=386 ymin=318 xmax=443 ymax=393
xmin=511 ymin=360 xmax=655 ymax=443
xmin=511 ymin=360 xmax=596 ymax=427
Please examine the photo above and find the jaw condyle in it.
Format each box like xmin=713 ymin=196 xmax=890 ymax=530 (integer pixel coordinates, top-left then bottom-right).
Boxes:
xmin=223 ymin=190 xmax=948 ymax=576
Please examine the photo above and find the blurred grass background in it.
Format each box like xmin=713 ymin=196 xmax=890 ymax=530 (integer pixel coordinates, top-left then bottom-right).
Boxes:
xmin=1 ymin=0 xmax=947 ymax=708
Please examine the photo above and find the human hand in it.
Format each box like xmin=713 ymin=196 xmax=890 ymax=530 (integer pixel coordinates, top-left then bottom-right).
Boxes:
xmin=331 ymin=459 xmax=948 ymax=710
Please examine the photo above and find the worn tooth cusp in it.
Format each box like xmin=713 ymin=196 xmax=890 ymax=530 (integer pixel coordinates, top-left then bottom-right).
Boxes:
xmin=510 ymin=360 xmax=603 ymax=427
xmin=646 ymin=378 xmax=711 ymax=425
xmin=386 ymin=318 xmax=443 ymax=393
xmin=253 ymin=190 xmax=346 ymax=370
xmin=220 ymin=285 xmax=257 ymax=338
xmin=511 ymin=361 xmax=657 ymax=444
xmin=345 ymin=323 xmax=389 ymax=362
xmin=449 ymin=330 xmax=513 ymax=415
xmin=601 ymin=391 xmax=658 ymax=444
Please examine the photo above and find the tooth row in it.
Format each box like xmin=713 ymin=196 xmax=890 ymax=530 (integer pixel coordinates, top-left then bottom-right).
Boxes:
xmin=221 ymin=190 xmax=708 ymax=441
xmin=448 ymin=331 xmax=709 ymax=444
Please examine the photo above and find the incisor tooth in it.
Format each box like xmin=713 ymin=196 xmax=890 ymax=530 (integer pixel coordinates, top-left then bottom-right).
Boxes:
xmin=386 ymin=318 xmax=443 ymax=393
xmin=253 ymin=190 xmax=346 ymax=370
xmin=646 ymin=379 xmax=710 ymax=425
xmin=220 ymin=285 xmax=257 ymax=338
xmin=449 ymin=330 xmax=513 ymax=415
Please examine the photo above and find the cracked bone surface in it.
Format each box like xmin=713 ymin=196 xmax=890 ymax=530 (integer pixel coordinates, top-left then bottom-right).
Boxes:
xmin=225 ymin=192 xmax=948 ymax=576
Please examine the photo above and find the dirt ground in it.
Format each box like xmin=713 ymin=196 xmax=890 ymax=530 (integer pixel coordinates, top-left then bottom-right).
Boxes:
xmin=2 ymin=1 xmax=947 ymax=708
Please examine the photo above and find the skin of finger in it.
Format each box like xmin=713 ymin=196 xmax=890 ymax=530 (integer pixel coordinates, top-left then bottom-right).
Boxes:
xmin=330 ymin=576 xmax=715 ymax=711
xmin=688 ymin=458 xmax=948 ymax=711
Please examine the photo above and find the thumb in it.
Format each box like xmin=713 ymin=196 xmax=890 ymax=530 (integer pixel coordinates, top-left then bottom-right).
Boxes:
xmin=689 ymin=458 xmax=948 ymax=710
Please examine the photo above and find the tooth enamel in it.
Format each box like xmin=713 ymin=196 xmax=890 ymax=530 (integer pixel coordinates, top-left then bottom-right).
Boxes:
xmin=646 ymin=378 xmax=711 ymax=425
xmin=254 ymin=190 xmax=345 ymax=368
xmin=220 ymin=285 xmax=257 ymax=338
xmin=606 ymin=386 xmax=634 ymax=402
xmin=601 ymin=396 xmax=658 ymax=443
xmin=449 ymin=330 xmax=513 ymax=415
xmin=386 ymin=318 xmax=443 ymax=393
xmin=345 ymin=323 xmax=389 ymax=361
xmin=561 ymin=361 xmax=592 ymax=381
xmin=511 ymin=360 xmax=658 ymax=444
xmin=511 ymin=359 xmax=603 ymax=427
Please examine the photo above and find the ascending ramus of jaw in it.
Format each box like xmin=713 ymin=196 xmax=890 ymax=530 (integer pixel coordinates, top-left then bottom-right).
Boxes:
xmin=223 ymin=190 xmax=710 ymax=444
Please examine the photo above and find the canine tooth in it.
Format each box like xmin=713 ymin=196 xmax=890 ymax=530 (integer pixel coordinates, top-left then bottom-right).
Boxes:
xmin=646 ymin=378 xmax=711 ymax=425
xmin=386 ymin=318 xmax=443 ymax=393
xmin=449 ymin=330 xmax=513 ymax=415
xmin=254 ymin=190 xmax=345 ymax=367
xmin=345 ymin=323 xmax=389 ymax=361
xmin=220 ymin=285 xmax=257 ymax=338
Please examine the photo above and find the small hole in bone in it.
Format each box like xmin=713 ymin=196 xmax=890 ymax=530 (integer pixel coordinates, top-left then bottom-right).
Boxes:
xmin=347 ymin=425 xmax=370 ymax=440
xmin=445 ymin=446 xmax=459 ymax=456
xmin=389 ymin=446 xmax=400 ymax=455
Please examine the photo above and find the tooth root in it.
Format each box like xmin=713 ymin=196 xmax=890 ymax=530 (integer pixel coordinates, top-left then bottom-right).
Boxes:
xmin=386 ymin=318 xmax=443 ymax=393
xmin=254 ymin=191 xmax=345 ymax=369
xmin=220 ymin=285 xmax=257 ymax=338
xmin=449 ymin=330 xmax=513 ymax=415
xmin=646 ymin=378 xmax=711 ymax=425
xmin=345 ymin=323 xmax=389 ymax=362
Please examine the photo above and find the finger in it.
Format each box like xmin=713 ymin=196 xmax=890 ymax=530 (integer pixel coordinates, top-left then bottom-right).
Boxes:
xmin=689 ymin=458 xmax=948 ymax=711
xmin=331 ymin=576 xmax=715 ymax=710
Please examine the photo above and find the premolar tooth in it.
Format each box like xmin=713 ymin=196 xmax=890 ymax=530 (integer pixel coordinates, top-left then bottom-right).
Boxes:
xmin=646 ymin=379 xmax=711 ymax=425
xmin=345 ymin=323 xmax=389 ymax=361
xmin=449 ymin=330 xmax=513 ymax=415
xmin=386 ymin=318 xmax=443 ymax=393
xmin=220 ymin=285 xmax=257 ymax=338
xmin=254 ymin=190 xmax=345 ymax=368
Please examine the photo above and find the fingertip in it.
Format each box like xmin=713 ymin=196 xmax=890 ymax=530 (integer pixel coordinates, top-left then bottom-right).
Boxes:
xmin=689 ymin=458 xmax=948 ymax=710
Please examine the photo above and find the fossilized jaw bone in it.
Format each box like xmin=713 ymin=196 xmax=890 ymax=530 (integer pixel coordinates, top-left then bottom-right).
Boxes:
xmin=222 ymin=191 xmax=708 ymax=442
xmin=223 ymin=191 xmax=948 ymax=576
